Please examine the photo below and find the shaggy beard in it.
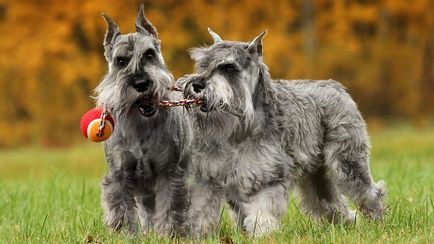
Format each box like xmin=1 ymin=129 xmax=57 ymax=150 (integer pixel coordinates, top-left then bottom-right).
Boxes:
xmin=93 ymin=70 xmax=174 ymax=141
xmin=95 ymin=70 xmax=172 ymax=115
xmin=193 ymin=109 xmax=239 ymax=142
xmin=191 ymin=93 xmax=255 ymax=143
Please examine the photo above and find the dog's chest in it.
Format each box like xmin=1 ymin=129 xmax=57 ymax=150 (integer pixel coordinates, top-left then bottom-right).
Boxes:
xmin=198 ymin=142 xmax=291 ymax=197
xmin=108 ymin=128 xmax=177 ymax=175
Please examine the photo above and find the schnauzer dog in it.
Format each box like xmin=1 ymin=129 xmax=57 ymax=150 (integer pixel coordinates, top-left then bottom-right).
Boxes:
xmin=179 ymin=29 xmax=385 ymax=236
xmin=95 ymin=5 xmax=192 ymax=236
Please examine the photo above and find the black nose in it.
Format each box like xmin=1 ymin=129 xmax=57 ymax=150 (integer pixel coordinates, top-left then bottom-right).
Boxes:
xmin=192 ymin=79 xmax=206 ymax=93
xmin=133 ymin=79 xmax=153 ymax=93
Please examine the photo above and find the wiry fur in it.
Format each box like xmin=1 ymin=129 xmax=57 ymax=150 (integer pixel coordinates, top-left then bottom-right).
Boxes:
xmin=95 ymin=5 xmax=192 ymax=236
xmin=179 ymin=29 xmax=385 ymax=237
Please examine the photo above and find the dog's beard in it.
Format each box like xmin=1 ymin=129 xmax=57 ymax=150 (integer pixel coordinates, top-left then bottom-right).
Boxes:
xmin=95 ymin=72 xmax=173 ymax=140
xmin=145 ymin=66 xmax=174 ymax=103
xmin=96 ymin=69 xmax=172 ymax=117
xmin=96 ymin=76 xmax=148 ymax=117
xmin=189 ymin=85 xmax=255 ymax=142
xmin=191 ymin=107 xmax=239 ymax=142
xmin=94 ymin=77 xmax=171 ymax=143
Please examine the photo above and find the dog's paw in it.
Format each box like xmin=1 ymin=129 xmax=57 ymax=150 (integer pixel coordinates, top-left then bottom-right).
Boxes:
xmin=140 ymin=224 xmax=153 ymax=236
xmin=105 ymin=216 xmax=124 ymax=232
xmin=187 ymin=221 xmax=216 ymax=239
xmin=343 ymin=210 xmax=357 ymax=225
xmin=243 ymin=214 xmax=278 ymax=237
xmin=154 ymin=223 xmax=170 ymax=235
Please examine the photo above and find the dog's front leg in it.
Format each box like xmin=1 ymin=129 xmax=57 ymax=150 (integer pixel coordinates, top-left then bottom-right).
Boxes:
xmin=152 ymin=162 xmax=189 ymax=236
xmin=242 ymin=183 xmax=289 ymax=237
xmin=101 ymin=150 xmax=138 ymax=234
xmin=135 ymin=189 xmax=155 ymax=235
xmin=188 ymin=179 xmax=225 ymax=237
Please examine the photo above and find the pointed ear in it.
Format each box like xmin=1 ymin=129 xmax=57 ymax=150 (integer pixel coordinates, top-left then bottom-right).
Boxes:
xmin=208 ymin=27 xmax=222 ymax=43
xmin=101 ymin=13 xmax=121 ymax=61
xmin=247 ymin=30 xmax=267 ymax=57
xmin=136 ymin=4 xmax=158 ymax=37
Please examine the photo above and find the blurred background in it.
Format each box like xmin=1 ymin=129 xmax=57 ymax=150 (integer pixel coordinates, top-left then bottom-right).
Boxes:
xmin=0 ymin=0 xmax=432 ymax=147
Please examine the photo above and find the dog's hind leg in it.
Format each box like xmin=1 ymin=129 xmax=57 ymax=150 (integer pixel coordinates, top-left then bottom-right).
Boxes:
xmin=101 ymin=151 xmax=138 ymax=234
xmin=242 ymin=183 xmax=289 ymax=237
xmin=324 ymin=124 xmax=386 ymax=220
xmin=295 ymin=165 xmax=356 ymax=224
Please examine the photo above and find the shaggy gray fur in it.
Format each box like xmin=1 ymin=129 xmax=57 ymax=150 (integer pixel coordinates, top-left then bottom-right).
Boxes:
xmin=179 ymin=29 xmax=386 ymax=237
xmin=95 ymin=5 xmax=192 ymax=236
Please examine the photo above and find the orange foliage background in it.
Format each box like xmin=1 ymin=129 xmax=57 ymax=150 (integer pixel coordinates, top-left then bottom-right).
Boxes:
xmin=0 ymin=0 xmax=433 ymax=147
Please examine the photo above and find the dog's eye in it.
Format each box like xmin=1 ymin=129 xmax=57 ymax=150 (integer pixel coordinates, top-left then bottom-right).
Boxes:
xmin=220 ymin=64 xmax=238 ymax=74
xmin=115 ymin=57 xmax=129 ymax=68
xmin=144 ymin=49 xmax=156 ymax=61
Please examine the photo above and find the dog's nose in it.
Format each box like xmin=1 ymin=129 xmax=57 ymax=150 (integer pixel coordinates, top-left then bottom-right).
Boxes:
xmin=192 ymin=79 xmax=206 ymax=93
xmin=133 ymin=79 xmax=153 ymax=93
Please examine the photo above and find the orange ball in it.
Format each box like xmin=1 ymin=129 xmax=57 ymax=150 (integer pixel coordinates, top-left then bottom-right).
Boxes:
xmin=80 ymin=108 xmax=114 ymax=142
xmin=86 ymin=118 xmax=113 ymax=142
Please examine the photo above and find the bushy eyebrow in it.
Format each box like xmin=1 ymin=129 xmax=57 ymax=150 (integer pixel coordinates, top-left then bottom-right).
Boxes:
xmin=190 ymin=43 xmax=252 ymax=74
xmin=216 ymin=60 xmax=241 ymax=70
xmin=113 ymin=44 xmax=133 ymax=57
xmin=132 ymin=36 xmax=160 ymax=55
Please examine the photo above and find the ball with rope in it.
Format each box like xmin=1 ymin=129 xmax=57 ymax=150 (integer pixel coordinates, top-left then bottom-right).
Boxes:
xmin=80 ymin=108 xmax=114 ymax=142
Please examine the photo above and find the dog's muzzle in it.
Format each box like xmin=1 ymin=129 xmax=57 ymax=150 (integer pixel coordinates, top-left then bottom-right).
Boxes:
xmin=131 ymin=75 xmax=157 ymax=117
xmin=184 ymin=77 xmax=211 ymax=112
xmin=133 ymin=79 xmax=153 ymax=93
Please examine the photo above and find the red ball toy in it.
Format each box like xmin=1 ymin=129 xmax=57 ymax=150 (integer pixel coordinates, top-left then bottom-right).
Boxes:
xmin=80 ymin=108 xmax=114 ymax=142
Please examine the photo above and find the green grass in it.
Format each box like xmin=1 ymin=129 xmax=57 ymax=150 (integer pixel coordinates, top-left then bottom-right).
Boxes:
xmin=0 ymin=126 xmax=433 ymax=243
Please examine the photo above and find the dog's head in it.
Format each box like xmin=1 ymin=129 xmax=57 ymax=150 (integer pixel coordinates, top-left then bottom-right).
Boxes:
xmin=180 ymin=29 xmax=267 ymax=140
xmin=96 ymin=4 xmax=172 ymax=119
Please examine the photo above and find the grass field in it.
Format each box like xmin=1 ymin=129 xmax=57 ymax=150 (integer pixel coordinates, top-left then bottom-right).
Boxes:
xmin=0 ymin=125 xmax=433 ymax=243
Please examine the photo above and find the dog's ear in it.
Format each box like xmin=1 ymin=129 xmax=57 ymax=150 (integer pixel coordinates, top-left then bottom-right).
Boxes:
xmin=136 ymin=4 xmax=158 ymax=37
xmin=247 ymin=30 xmax=267 ymax=57
xmin=101 ymin=13 xmax=121 ymax=61
xmin=208 ymin=28 xmax=222 ymax=43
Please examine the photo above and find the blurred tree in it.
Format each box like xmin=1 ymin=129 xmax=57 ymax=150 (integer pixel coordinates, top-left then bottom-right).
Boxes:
xmin=0 ymin=0 xmax=432 ymax=147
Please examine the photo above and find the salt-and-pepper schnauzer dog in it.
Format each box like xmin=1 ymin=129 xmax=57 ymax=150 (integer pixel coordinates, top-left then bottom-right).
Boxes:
xmin=179 ymin=29 xmax=386 ymax=236
xmin=95 ymin=5 xmax=192 ymax=236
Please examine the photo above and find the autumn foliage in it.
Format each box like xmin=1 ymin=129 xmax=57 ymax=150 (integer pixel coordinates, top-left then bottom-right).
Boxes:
xmin=0 ymin=0 xmax=432 ymax=147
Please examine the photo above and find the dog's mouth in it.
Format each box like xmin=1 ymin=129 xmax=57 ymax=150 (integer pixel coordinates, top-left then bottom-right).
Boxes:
xmin=138 ymin=103 xmax=157 ymax=117
xmin=185 ymin=93 xmax=210 ymax=113
xmin=197 ymin=100 xmax=243 ymax=118
xmin=197 ymin=99 xmax=215 ymax=113
xmin=200 ymin=101 xmax=210 ymax=113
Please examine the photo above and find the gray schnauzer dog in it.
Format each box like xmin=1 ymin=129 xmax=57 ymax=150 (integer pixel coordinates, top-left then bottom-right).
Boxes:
xmin=179 ymin=29 xmax=385 ymax=236
xmin=95 ymin=5 xmax=192 ymax=236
